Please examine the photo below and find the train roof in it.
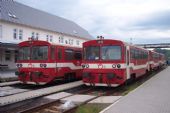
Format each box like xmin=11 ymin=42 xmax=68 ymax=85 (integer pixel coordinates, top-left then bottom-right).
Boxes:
xmin=83 ymin=39 xmax=148 ymax=51
xmin=18 ymin=40 xmax=82 ymax=49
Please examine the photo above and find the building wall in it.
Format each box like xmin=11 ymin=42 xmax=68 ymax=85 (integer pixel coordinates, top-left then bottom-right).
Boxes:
xmin=0 ymin=21 xmax=87 ymax=47
xmin=0 ymin=21 xmax=89 ymax=70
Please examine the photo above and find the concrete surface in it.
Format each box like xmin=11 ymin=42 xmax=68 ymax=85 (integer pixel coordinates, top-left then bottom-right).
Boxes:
xmin=0 ymin=71 xmax=16 ymax=78
xmin=45 ymin=92 xmax=72 ymax=100
xmin=0 ymin=81 xmax=83 ymax=106
xmin=100 ymin=67 xmax=170 ymax=113
xmin=89 ymin=96 xmax=122 ymax=104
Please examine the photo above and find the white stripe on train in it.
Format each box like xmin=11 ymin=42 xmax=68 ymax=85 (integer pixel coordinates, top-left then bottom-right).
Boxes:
xmin=16 ymin=63 xmax=82 ymax=70
xmin=83 ymin=63 xmax=149 ymax=70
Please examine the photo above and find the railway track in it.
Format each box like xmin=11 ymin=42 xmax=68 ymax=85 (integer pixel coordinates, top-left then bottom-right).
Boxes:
xmin=17 ymin=67 xmax=166 ymax=113
xmin=0 ymin=85 xmax=94 ymax=113
xmin=14 ymin=85 xmax=118 ymax=113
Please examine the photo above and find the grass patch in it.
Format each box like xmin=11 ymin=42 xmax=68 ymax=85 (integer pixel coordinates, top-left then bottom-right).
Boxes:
xmin=75 ymin=104 xmax=107 ymax=113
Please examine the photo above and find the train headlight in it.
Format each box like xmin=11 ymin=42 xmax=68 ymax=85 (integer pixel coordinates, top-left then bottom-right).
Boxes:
xmin=82 ymin=64 xmax=89 ymax=68
xmin=85 ymin=64 xmax=89 ymax=68
xmin=117 ymin=64 xmax=121 ymax=68
xmin=82 ymin=64 xmax=85 ymax=68
xmin=40 ymin=63 xmax=47 ymax=68
xmin=16 ymin=63 xmax=23 ymax=68
xmin=112 ymin=64 xmax=116 ymax=68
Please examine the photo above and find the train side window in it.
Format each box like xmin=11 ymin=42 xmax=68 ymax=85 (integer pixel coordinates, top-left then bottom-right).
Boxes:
xmin=75 ymin=51 xmax=82 ymax=60
xmin=144 ymin=52 xmax=147 ymax=59
xmin=139 ymin=51 xmax=142 ymax=59
xmin=130 ymin=49 xmax=135 ymax=59
xmin=144 ymin=51 xmax=146 ymax=59
xmin=134 ymin=49 xmax=138 ymax=59
xmin=58 ymin=48 xmax=62 ymax=60
xmin=65 ymin=49 xmax=74 ymax=60
xmin=51 ymin=46 xmax=55 ymax=60
xmin=124 ymin=47 xmax=126 ymax=61
xmin=127 ymin=50 xmax=129 ymax=65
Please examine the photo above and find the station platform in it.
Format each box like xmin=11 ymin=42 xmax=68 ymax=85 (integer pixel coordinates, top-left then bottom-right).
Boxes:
xmin=100 ymin=67 xmax=170 ymax=113
xmin=0 ymin=71 xmax=16 ymax=78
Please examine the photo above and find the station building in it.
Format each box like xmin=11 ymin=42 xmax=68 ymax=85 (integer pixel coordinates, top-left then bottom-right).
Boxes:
xmin=0 ymin=0 xmax=93 ymax=70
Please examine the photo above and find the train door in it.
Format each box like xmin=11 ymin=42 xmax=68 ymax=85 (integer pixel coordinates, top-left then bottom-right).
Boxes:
xmin=57 ymin=47 xmax=63 ymax=61
xmin=56 ymin=46 xmax=63 ymax=76
xmin=126 ymin=46 xmax=130 ymax=79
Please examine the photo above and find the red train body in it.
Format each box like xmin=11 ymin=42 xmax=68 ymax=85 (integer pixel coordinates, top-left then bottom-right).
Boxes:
xmin=16 ymin=39 xmax=82 ymax=85
xmin=82 ymin=38 xmax=166 ymax=87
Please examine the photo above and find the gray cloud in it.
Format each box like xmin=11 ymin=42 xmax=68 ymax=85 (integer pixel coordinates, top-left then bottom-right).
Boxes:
xmin=133 ymin=10 xmax=170 ymax=30
xmin=15 ymin=0 xmax=170 ymax=44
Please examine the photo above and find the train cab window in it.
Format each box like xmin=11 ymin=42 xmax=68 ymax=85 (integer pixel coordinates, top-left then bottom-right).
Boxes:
xmin=58 ymin=48 xmax=62 ymax=60
xmin=75 ymin=51 xmax=82 ymax=60
xmin=65 ymin=49 xmax=74 ymax=60
xmin=31 ymin=46 xmax=48 ymax=60
xmin=134 ymin=49 xmax=139 ymax=59
xmin=101 ymin=46 xmax=121 ymax=60
xmin=130 ymin=49 xmax=135 ymax=59
xmin=51 ymin=46 xmax=55 ymax=60
xmin=19 ymin=47 xmax=30 ymax=60
xmin=84 ymin=46 xmax=100 ymax=60
xmin=139 ymin=51 xmax=142 ymax=59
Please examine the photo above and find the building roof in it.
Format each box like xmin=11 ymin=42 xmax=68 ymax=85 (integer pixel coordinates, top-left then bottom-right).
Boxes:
xmin=0 ymin=0 xmax=93 ymax=39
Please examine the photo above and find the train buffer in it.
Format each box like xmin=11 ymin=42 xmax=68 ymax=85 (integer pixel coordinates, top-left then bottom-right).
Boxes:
xmin=100 ymin=67 xmax=170 ymax=113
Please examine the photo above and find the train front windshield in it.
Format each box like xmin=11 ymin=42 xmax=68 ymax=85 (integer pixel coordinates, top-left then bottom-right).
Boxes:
xmin=19 ymin=47 xmax=31 ymax=60
xmin=84 ymin=46 xmax=100 ymax=60
xmin=18 ymin=46 xmax=48 ymax=60
xmin=84 ymin=45 xmax=121 ymax=60
xmin=31 ymin=46 xmax=48 ymax=60
xmin=101 ymin=46 xmax=121 ymax=60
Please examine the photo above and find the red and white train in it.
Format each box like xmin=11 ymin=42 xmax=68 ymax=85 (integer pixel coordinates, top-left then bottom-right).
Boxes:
xmin=16 ymin=39 xmax=82 ymax=85
xmin=82 ymin=37 xmax=166 ymax=87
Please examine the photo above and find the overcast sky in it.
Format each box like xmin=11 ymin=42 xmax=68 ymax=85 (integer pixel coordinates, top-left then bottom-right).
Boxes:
xmin=15 ymin=0 xmax=170 ymax=44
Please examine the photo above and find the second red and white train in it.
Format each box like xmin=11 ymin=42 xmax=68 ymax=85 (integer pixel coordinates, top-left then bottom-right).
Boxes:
xmin=15 ymin=37 xmax=166 ymax=86
xmin=82 ymin=36 xmax=166 ymax=87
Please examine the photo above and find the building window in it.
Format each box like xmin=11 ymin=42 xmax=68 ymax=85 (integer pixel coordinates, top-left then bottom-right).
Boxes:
xmin=32 ymin=32 xmax=35 ymax=39
xmin=59 ymin=35 xmax=64 ymax=43
xmin=0 ymin=25 xmax=2 ymax=39
xmin=50 ymin=35 xmax=53 ymax=42
xmin=76 ymin=40 xmax=80 ymax=45
xmin=36 ymin=33 xmax=39 ymax=40
xmin=19 ymin=29 xmax=23 ymax=40
xmin=13 ymin=28 xmax=17 ymax=39
xmin=46 ymin=35 xmax=49 ymax=41
xmin=69 ymin=39 xmax=73 ymax=45
xmin=5 ymin=50 xmax=11 ymax=61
